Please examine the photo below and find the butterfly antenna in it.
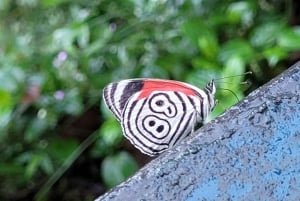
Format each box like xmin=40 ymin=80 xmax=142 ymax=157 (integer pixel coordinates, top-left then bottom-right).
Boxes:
xmin=214 ymin=71 xmax=252 ymax=81
xmin=218 ymin=87 xmax=240 ymax=102
xmin=214 ymin=71 xmax=253 ymax=81
xmin=214 ymin=80 xmax=251 ymax=85
xmin=214 ymin=71 xmax=252 ymax=102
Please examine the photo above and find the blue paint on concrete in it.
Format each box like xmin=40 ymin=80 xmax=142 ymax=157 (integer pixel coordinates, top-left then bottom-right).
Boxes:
xmin=262 ymin=169 xmax=292 ymax=200
xmin=227 ymin=180 xmax=252 ymax=200
xmin=227 ymin=135 xmax=246 ymax=149
xmin=186 ymin=178 xmax=219 ymax=201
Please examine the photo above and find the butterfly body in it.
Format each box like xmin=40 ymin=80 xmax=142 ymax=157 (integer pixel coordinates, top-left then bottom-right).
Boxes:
xmin=103 ymin=79 xmax=216 ymax=156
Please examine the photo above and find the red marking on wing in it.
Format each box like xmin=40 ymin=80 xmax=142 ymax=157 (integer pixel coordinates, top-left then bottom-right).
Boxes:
xmin=138 ymin=80 xmax=197 ymax=99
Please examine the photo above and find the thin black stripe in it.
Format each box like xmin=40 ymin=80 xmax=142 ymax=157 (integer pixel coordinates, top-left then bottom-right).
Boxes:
xmin=110 ymin=82 xmax=121 ymax=118
xmin=172 ymin=112 xmax=194 ymax=145
xmin=189 ymin=90 xmax=205 ymax=120
xmin=196 ymin=92 xmax=205 ymax=120
xmin=168 ymin=92 xmax=187 ymax=145
xmin=188 ymin=96 xmax=196 ymax=110
xmin=120 ymin=80 xmax=144 ymax=111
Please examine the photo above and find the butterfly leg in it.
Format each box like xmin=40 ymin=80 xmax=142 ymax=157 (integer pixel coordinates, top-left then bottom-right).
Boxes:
xmin=190 ymin=111 xmax=198 ymax=135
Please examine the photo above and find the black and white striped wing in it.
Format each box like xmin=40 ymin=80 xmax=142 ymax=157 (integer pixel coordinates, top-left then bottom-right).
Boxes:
xmin=102 ymin=80 xmax=144 ymax=121
xmin=121 ymin=90 xmax=199 ymax=156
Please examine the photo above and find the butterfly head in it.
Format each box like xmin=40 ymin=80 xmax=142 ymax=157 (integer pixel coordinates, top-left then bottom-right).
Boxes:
xmin=205 ymin=80 xmax=217 ymax=111
xmin=205 ymin=80 xmax=216 ymax=94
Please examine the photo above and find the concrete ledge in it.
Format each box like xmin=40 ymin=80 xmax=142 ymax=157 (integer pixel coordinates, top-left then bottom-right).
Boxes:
xmin=95 ymin=61 xmax=300 ymax=201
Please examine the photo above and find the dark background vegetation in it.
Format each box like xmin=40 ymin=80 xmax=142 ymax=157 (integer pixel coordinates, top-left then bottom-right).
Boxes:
xmin=1 ymin=0 xmax=300 ymax=201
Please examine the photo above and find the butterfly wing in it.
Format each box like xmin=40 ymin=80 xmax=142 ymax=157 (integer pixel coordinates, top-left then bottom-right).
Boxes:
xmin=121 ymin=82 xmax=204 ymax=156
xmin=102 ymin=79 xmax=144 ymax=121
xmin=103 ymin=79 xmax=213 ymax=156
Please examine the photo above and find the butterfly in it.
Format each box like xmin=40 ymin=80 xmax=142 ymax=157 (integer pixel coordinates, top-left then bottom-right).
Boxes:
xmin=102 ymin=78 xmax=217 ymax=156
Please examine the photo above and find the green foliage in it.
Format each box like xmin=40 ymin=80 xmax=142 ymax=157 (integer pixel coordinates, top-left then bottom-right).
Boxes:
xmin=0 ymin=0 xmax=299 ymax=200
xmin=90 ymin=118 xmax=123 ymax=157
xmin=101 ymin=151 xmax=138 ymax=189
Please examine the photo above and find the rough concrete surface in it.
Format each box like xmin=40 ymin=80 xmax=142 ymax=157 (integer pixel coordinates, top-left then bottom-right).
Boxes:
xmin=95 ymin=61 xmax=300 ymax=201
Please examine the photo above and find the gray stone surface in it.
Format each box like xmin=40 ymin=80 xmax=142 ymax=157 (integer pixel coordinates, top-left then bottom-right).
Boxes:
xmin=95 ymin=61 xmax=300 ymax=201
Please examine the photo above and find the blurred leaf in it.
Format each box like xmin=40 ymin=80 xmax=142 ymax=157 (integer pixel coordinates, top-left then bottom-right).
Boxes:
xmin=221 ymin=56 xmax=245 ymax=93
xmin=24 ymin=117 xmax=48 ymax=142
xmin=52 ymin=25 xmax=90 ymax=53
xmin=211 ymin=57 xmax=245 ymax=119
xmin=140 ymin=64 xmax=169 ymax=78
xmin=185 ymin=69 xmax=220 ymax=88
xmin=45 ymin=138 xmax=78 ymax=162
xmin=100 ymin=119 xmax=123 ymax=147
xmin=84 ymin=24 xmax=112 ymax=56
xmin=219 ymin=39 xmax=255 ymax=63
xmin=25 ymin=153 xmax=42 ymax=179
xmin=70 ymin=5 xmax=91 ymax=22
xmin=53 ymin=89 xmax=83 ymax=115
xmin=250 ymin=22 xmax=284 ymax=48
xmin=101 ymin=151 xmax=138 ymax=189
xmin=73 ymin=23 xmax=90 ymax=48
xmin=226 ymin=1 xmax=255 ymax=26
xmin=263 ymin=46 xmax=288 ymax=67
xmin=0 ymin=90 xmax=13 ymax=113
xmin=0 ymin=90 xmax=13 ymax=134
xmin=42 ymin=0 xmax=72 ymax=8
xmin=197 ymin=29 xmax=219 ymax=59
xmin=0 ymin=0 xmax=9 ymax=12
xmin=39 ymin=154 xmax=54 ymax=175
xmin=278 ymin=27 xmax=300 ymax=51
xmin=0 ymin=67 xmax=25 ymax=92
xmin=181 ymin=19 xmax=206 ymax=45
xmin=191 ymin=57 xmax=219 ymax=70
xmin=0 ymin=163 xmax=24 ymax=176
xmin=182 ymin=19 xmax=219 ymax=59
xmin=25 ymin=152 xmax=54 ymax=178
